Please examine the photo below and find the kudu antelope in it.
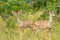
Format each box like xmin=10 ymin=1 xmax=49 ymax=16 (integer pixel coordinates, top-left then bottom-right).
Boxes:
xmin=12 ymin=10 xmax=55 ymax=32
xmin=30 ymin=10 xmax=55 ymax=32
xmin=12 ymin=10 xmax=33 ymax=31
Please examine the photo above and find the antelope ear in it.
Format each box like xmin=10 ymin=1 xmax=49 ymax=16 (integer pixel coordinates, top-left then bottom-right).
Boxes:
xmin=12 ymin=10 xmax=14 ymax=13
xmin=48 ymin=10 xmax=49 ymax=12
xmin=12 ymin=10 xmax=15 ymax=14
xmin=48 ymin=10 xmax=51 ymax=13
xmin=12 ymin=10 xmax=17 ymax=15
xmin=20 ymin=10 xmax=23 ymax=12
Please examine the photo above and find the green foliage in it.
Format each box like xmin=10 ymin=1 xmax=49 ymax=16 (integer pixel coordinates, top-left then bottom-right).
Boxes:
xmin=32 ymin=0 xmax=44 ymax=10
xmin=46 ymin=2 xmax=57 ymax=11
xmin=1 ymin=0 xmax=8 ymax=2
xmin=0 ymin=0 xmax=60 ymax=27
xmin=5 ymin=16 xmax=17 ymax=28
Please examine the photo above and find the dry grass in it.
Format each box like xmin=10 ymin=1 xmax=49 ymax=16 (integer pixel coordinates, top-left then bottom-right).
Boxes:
xmin=0 ymin=23 xmax=60 ymax=40
xmin=0 ymin=12 xmax=60 ymax=40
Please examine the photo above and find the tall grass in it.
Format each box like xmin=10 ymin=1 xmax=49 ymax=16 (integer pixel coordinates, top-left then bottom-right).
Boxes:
xmin=0 ymin=10 xmax=60 ymax=40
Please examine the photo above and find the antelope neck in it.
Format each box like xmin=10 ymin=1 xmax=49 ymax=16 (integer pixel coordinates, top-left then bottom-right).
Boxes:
xmin=49 ymin=13 xmax=52 ymax=24
xmin=16 ymin=14 xmax=22 ymax=24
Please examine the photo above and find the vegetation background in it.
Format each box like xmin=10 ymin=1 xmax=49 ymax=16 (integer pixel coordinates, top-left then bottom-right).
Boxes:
xmin=0 ymin=0 xmax=60 ymax=40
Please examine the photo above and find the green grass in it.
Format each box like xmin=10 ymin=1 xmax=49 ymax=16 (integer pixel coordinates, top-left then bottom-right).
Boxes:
xmin=0 ymin=23 xmax=60 ymax=40
xmin=0 ymin=16 xmax=60 ymax=40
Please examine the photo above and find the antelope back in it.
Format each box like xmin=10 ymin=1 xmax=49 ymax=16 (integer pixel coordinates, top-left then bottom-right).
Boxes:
xmin=21 ymin=20 xmax=34 ymax=28
xmin=33 ymin=20 xmax=50 ymax=29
